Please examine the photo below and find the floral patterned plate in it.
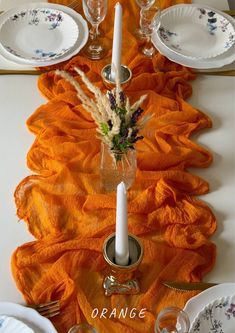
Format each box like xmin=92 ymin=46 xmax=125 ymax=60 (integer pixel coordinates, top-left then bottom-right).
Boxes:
xmin=0 ymin=8 xmax=79 ymax=61
xmin=0 ymin=2 xmax=88 ymax=67
xmin=190 ymin=295 xmax=235 ymax=333
xmin=158 ymin=5 xmax=235 ymax=59
xmin=0 ymin=315 xmax=34 ymax=333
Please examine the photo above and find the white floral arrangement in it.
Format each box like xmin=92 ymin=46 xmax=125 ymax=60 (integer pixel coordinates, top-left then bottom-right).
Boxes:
xmin=56 ymin=67 xmax=151 ymax=161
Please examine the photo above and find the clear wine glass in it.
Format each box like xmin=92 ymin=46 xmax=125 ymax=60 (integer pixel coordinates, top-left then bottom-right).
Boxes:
xmin=135 ymin=0 xmax=155 ymax=38
xmin=68 ymin=323 xmax=98 ymax=333
xmin=139 ymin=5 xmax=161 ymax=57
xmin=82 ymin=0 xmax=107 ymax=60
xmin=154 ymin=307 xmax=190 ymax=333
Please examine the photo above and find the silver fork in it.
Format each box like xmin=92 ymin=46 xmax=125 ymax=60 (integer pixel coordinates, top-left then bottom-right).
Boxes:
xmin=28 ymin=300 xmax=60 ymax=318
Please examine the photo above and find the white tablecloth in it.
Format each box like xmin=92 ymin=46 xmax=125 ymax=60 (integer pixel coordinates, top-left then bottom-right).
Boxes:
xmin=0 ymin=0 xmax=234 ymax=303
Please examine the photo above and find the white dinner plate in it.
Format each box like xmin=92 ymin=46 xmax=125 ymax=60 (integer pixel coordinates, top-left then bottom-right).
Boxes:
xmin=158 ymin=6 xmax=235 ymax=59
xmin=0 ymin=2 xmax=88 ymax=67
xmin=152 ymin=4 xmax=235 ymax=68
xmin=0 ymin=302 xmax=58 ymax=333
xmin=0 ymin=315 xmax=34 ymax=333
xmin=189 ymin=295 xmax=235 ymax=333
xmin=0 ymin=8 xmax=79 ymax=61
xmin=183 ymin=283 xmax=235 ymax=329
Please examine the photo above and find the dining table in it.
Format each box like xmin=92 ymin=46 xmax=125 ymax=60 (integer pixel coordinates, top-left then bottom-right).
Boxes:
xmin=0 ymin=0 xmax=235 ymax=332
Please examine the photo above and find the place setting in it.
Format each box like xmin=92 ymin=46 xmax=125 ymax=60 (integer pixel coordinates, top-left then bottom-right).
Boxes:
xmin=151 ymin=3 xmax=235 ymax=69
xmin=0 ymin=1 xmax=89 ymax=67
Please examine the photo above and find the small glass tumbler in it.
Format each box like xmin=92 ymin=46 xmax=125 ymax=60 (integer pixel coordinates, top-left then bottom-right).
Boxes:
xmin=154 ymin=307 xmax=190 ymax=333
xmin=68 ymin=323 xmax=98 ymax=333
xmin=100 ymin=142 xmax=137 ymax=192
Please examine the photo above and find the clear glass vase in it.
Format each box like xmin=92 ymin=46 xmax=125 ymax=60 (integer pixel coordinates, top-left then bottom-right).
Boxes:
xmin=100 ymin=142 xmax=137 ymax=192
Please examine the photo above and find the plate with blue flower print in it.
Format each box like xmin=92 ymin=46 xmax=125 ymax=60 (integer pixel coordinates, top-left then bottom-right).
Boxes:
xmin=0 ymin=8 xmax=79 ymax=61
xmin=0 ymin=315 xmax=34 ymax=333
xmin=158 ymin=5 xmax=235 ymax=59
xmin=190 ymin=295 xmax=235 ymax=333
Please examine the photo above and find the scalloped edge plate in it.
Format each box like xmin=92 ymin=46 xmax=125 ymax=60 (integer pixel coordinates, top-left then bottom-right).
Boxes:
xmin=184 ymin=283 xmax=235 ymax=330
xmin=0 ymin=2 xmax=88 ymax=67
xmin=152 ymin=4 xmax=235 ymax=69
xmin=190 ymin=295 xmax=235 ymax=333
xmin=0 ymin=302 xmax=58 ymax=333
xmin=158 ymin=6 xmax=235 ymax=59
xmin=0 ymin=8 xmax=79 ymax=61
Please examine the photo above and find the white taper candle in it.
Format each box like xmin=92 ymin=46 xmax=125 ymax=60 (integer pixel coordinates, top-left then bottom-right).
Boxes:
xmin=115 ymin=182 xmax=129 ymax=266
xmin=111 ymin=2 xmax=122 ymax=81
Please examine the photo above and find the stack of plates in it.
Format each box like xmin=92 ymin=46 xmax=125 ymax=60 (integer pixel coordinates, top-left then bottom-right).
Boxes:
xmin=0 ymin=2 xmax=89 ymax=67
xmin=152 ymin=4 xmax=235 ymax=69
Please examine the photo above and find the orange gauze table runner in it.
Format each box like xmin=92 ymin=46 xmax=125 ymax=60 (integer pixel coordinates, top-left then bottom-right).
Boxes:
xmin=12 ymin=1 xmax=217 ymax=332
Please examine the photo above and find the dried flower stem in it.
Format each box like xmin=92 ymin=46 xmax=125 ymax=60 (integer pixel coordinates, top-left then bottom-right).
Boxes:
xmin=55 ymin=67 xmax=151 ymax=162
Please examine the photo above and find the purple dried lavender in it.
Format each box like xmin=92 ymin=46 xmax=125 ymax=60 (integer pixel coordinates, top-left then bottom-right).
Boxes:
xmin=121 ymin=127 xmax=128 ymax=137
xmin=108 ymin=92 xmax=116 ymax=110
xmin=107 ymin=119 xmax=113 ymax=130
xmin=129 ymin=128 xmax=139 ymax=143
xmin=119 ymin=91 xmax=126 ymax=105
xmin=131 ymin=107 xmax=144 ymax=124
xmin=132 ymin=135 xmax=144 ymax=143
xmin=131 ymin=128 xmax=138 ymax=137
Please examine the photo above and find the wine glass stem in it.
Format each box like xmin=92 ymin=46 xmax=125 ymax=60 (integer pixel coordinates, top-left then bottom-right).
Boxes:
xmin=90 ymin=23 xmax=99 ymax=40
xmin=144 ymin=36 xmax=151 ymax=50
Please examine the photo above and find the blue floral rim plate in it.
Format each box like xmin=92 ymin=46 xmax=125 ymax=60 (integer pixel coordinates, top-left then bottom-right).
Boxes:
xmin=158 ymin=5 xmax=235 ymax=59
xmin=0 ymin=8 xmax=79 ymax=61
xmin=190 ymin=295 xmax=235 ymax=333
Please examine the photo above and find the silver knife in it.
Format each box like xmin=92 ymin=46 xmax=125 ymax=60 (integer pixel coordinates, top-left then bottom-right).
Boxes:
xmin=163 ymin=281 xmax=218 ymax=292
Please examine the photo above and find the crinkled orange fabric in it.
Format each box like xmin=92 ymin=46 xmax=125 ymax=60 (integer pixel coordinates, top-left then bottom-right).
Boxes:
xmin=12 ymin=1 xmax=217 ymax=332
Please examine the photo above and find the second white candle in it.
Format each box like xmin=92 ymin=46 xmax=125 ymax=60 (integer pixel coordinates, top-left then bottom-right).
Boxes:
xmin=115 ymin=182 xmax=129 ymax=266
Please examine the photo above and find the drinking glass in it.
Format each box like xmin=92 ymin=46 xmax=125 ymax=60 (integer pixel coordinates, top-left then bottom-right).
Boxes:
xmin=82 ymin=0 xmax=107 ymax=59
xmin=140 ymin=6 xmax=161 ymax=57
xmin=100 ymin=142 xmax=137 ymax=192
xmin=135 ymin=0 xmax=155 ymax=37
xmin=68 ymin=323 xmax=98 ymax=333
xmin=154 ymin=307 xmax=190 ymax=333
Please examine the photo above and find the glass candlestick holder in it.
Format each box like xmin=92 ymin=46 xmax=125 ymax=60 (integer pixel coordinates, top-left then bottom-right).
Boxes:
xmin=102 ymin=233 xmax=144 ymax=296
